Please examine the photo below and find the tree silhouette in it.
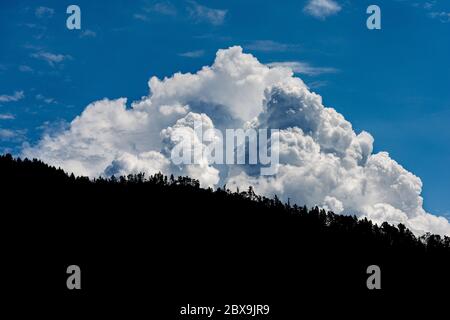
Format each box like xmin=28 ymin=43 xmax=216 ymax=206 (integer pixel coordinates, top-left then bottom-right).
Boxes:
xmin=0 ymin=152 xmax=449 ymax=300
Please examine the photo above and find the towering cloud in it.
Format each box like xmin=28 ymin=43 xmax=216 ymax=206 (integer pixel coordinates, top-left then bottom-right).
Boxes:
xmin=23 ymin=46 xmax=450 ymax=236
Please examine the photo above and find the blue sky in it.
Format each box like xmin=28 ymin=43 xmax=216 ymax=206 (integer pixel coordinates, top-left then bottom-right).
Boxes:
xmin=0 ymin=0 xmax=449 ymax=218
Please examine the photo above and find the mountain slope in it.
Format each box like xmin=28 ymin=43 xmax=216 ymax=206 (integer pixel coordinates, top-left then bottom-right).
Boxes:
xmin=1 ymin=153 xmax=449 ymax=314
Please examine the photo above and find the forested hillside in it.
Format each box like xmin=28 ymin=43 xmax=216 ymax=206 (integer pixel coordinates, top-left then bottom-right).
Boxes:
xmin=1 ymin=153 xmax=449 ymax=313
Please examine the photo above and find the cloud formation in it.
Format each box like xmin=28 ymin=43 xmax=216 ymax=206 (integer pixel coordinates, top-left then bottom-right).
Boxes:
xmin=187 ymin=1 xmax=227 ymax=25
xmin=0 ymin=113 xmax=15 ymax=120
xmin=245 ymin=40 xmax=301 ymax=52
xmin=0 ymin=128 xmax=26 ymax=141
xmin=35 ymin=6 xmax=54 ymax=19
xmin=23 ymin=46 xmax=450 ymax=236
xmin=30 ymin=51 xmax=71 ymax=67
xmin=147 ymin=2 xmax=177 ymax=16
xmin=304 ymin=0 xmax=341 ymax=19
xmin=267 ymin=61 xmax=338 ymax=76
xmin=35 ymin=94 xmax=56 ymax=104
xmin=133 ymin=13 xmax=149 ymax=21
xmin=429 ymin=11 xmax=450 ymax=23
xmin=179 ymin=50 xmax=205 ymax=58
xmin=0 ymin=91 xmax=25 ymax=103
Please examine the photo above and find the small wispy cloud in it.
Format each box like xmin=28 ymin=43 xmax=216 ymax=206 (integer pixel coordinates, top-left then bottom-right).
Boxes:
xmin=19 ymin=23 xmax=48 ymax=40
xmin=35 ymin=6 xmax=54 ymax=19
xmin=35 ymin=94 xmax=56 ymax=104
xmin=80 ymin=29 xmax=97 ymax=38
xmin=267 ymin=61 xmax=339 ymax=76
xmin=178 ymin=50 xmax=205 ymax=58
xmin=30 ymin=51 xmax=72 ymax=67
xmin=307 ymin=80 xmax=329 ymax=89
xmin=0 ymin=113 xmax=15 ymax=120
xmin=429 ymin=11 xmax=450 ymax=23
xmin=21 ymin=23 xmax=47 ymax=32
xmin=0 ymin=128 xmax=26 ymax=141
xmin=22 ymin=44 xmax=44 ymax=51
xmin=135 ymin=1 xmax=177 ymax=21
xmin=0 ymin=91 xmax=25 ymax=103
xmin=409 ymin=1 xmax=450 ymax=23
xmin=19 ymin=65 xmax=33 ymax=73
xmin=146 ymin=2 xmax=177 ymax=16
xmin=0 ymin=129 xmax=17 ymax=139
xmin=303 ymin=0 xmax=341 ymax=20
xmin=133 ymin=13 xmax=149 ymax=21
xmin=245 ymin=40 xmax=301 ymax=52
xmin=187 ymin=1 xmax=227 ymax=26
xmin=424 ymin=1 xmax=436 ymax=10
xmin=412 ymin=1 xmax=436 ymax=10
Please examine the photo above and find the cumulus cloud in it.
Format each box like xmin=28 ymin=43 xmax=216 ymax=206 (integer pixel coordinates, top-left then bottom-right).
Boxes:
xmin=22 ymin=46 xmax=450 ymax=236
xmin=304 ymin=0 xmax=342 ymax=20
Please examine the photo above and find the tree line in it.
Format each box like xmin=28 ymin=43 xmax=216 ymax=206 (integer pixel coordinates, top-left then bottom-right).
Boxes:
xmin=1 ymin=153 xmax=448 ymax=252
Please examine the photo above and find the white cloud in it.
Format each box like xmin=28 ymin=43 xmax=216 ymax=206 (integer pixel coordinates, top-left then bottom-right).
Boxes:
xmin=267 ymin=61 xmax=338 ymax=76
xmin=0 ymin=128 xmax=26 ymax=141
xmin=30 ymin=51 xmax=71 ymax=67
xmin=405 ymin=1 xmax=450 ymax=23
xmin=35 ymin=94 xmax=56 ymax=104
xmin=105 ymin=151 xmax=171 ymax=178
xmin=412 ymin=1 xmax=436 ymax=10
xmin=147 ymin=2 xmax=177 ymax=16
xmin=23 ymin=46 xmax=450 ymax=236
xmin=0 ymin=113 xmax=15 ymax=120
xmin=429 ymin=11 xmax=450 ymax=23
xmin=35 ymin=6 xmax=54 ymax=19
xmin=187 ymin=1 xmax=227 ymax=25
xmin=133 ymin=13 xmax=149 ymax=21
xmin=0 ymin=129 xmax=16 ymax=139
xmin=179 ymin=50 xmax=205 ymax=58
xmin=245 ymin=40 xmax=301 ymax=52
xmin=304 ymin=0 xmax=342 ymax=20
xmin=135 ymin=1 xmax=177 ymax=21
xmin=0 ymin=91 xmax=25 ymax=103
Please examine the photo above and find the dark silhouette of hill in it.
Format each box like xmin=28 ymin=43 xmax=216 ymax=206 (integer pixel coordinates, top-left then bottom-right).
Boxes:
xmin=1 ymin=153 xmax=449 ymax=316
